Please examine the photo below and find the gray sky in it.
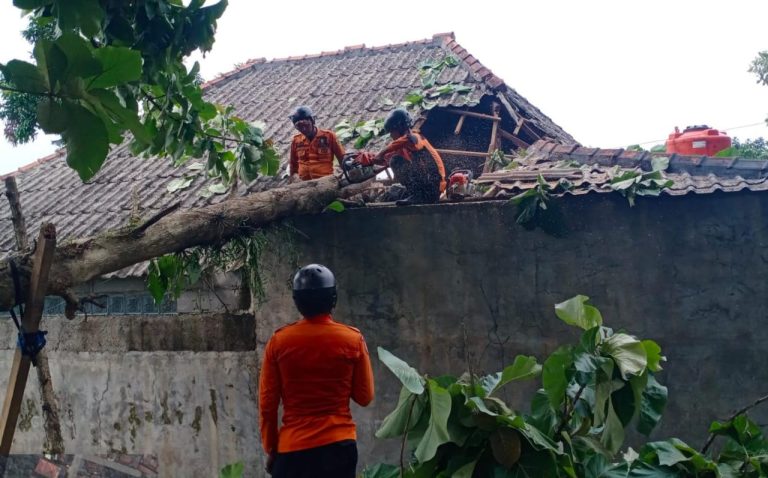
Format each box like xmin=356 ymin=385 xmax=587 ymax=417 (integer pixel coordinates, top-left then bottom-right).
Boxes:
xmin=2 ymin=0 xmax=768 ymax=175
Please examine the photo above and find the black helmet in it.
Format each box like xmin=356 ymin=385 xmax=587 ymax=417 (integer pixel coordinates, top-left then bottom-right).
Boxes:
xmin=290 ymin=105 xmax=314 ymax=124
xmin=292 ymin=264 xmax=337 ymax=317
xmin=383 ymin=108 xmax=413 ymax=133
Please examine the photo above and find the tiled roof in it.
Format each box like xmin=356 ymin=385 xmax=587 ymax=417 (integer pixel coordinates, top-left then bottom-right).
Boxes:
xmin=476 ymin=140 xmax=768 ymax=199
xmin=0 ymin=33 xmax=574 ymax=277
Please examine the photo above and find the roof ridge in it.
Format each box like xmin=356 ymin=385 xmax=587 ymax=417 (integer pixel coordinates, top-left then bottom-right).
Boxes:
xmin=439 ymin=35 xmax=505 ymax=90
xmin=0 ymin=148 xmax=65 ymax=181
xmin=202 ymin=33 xmax=451 ymax=90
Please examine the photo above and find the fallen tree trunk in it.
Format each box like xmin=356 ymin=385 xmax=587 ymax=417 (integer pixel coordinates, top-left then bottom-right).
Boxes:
xmin=0 ymin=175 xmax=343 ymax=311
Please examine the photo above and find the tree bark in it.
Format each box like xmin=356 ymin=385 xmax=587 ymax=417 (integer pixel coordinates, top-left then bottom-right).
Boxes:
xmin=0 ymin=175 xmax=343 ymax=311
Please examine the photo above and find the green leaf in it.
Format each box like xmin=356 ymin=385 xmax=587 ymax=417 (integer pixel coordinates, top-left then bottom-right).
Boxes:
xmin=146 ymin=262 xmax=166 ymax=304
xmin=466 ymin=396 xmax=498 ymax=416
xmin=89 ymin=47 xmax=143 ymax=89
xmin=555 ymin=295 xmax=603 ymax=330
xmin=325 ymin=200 xmax=346 ymax=213
xmin=219 ymin=462 xmax=243 ymax=478
xmin=36 ymin=99 xmax=68 ymax=134
xmin=376 ymin=388 xmax=424 ymax=438
xmin=54 ymin=33 xmax=101 ymax=81
xmin=208 ymin=183 xmax=228 ymax=195
xmin=637 ymin=374 xmax=667 ymax=435
xmin=239 ymin=145 xmax=261 ymax=182
xmin=404 ymin=91 xmax=424 ymax=105
xmin=88 ymin=89 xmax=152 ymax=144
xmin=641 ymin=340 xmax=664 ymax=372
xmin=593 ymin=359 xmax=616 ymax=427
xmin=528 ymin=389 xmax=557 ymax=435
xmin=610 ymin=175 xmax=641 ymax=191
xmin=480 ymin=355 xmax=541 ymax=397
xmin=54 ymin=0 xmax=105 ymax=37
xmin=61 ymin=100 xmax=109 ymax=181
xmin=414 ymin=380 xmax=452 ymax=462
xmin=260 ymin=147 xmax=280 ymax=176
xmin=600 ymin=399 xmax=625 ymax=454
xmin=166 ymin=176 xmax=194 ymax=193
xmin=1 ymin=60 xmax=48 ymax=93
xmin=641 ymin=441 xmax=688 ymax=467
xmin=603 ymin=333 xmax=647 ymax=379
xmin=501 ymin=415 xmax=563 ymax=453
xmin=651 ymin=156 xmax=670 ymax=172
xmin=377 ymin=347 xmax=425 ymax=395
xmin=453 ymin=459 xmax=478 ymax=478
xmin=542 ymin=346 xmax=572 ymax=408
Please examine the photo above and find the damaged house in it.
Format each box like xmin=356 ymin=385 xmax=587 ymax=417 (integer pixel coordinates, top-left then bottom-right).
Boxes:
xmin=2 ymin=32 xmax=768 ymax=476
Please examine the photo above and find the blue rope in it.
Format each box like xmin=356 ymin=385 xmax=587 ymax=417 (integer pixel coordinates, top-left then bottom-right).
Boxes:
xmin=17 ymin=331 xmax=47 ymax=359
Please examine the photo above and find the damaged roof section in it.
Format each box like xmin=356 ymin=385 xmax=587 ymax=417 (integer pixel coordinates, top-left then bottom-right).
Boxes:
xmin=0 ymin=33 xmax=575 ymax=264
xmin=476 ymin=140 xmax=768 ymax=198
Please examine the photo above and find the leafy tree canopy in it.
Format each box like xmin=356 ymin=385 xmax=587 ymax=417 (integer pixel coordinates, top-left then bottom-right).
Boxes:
xmin=0 ymin=0 xmax=278 ymax=185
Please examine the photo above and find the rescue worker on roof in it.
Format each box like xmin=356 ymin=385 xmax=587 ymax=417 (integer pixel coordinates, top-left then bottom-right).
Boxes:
xmin=375 ymin=108 xmax=446 ymax=205
xmin=289 ymin=106 xmax=346 ymax=181
xmin=259 ymin=264 xmax=374 ymax=478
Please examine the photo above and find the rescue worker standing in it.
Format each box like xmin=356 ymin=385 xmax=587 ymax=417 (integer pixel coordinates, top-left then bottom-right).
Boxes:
xmin=289 ymin=106 xmax=346 ymax=181
xmin=259 ymin=264 xmax=374 ymax=478
xmin=375 ymin=108 xmax=446 ymax=205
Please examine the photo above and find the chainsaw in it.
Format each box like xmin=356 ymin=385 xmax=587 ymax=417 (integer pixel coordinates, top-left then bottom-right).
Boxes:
xmin=340 ymin=152 xmax=387 ymax=185
xmin=446 ymin=169 xmax=474 ymax=200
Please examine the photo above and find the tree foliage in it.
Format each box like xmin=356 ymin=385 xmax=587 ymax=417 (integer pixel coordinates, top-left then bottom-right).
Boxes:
xmin=715 ymin=137 xmax=768 ymax=160
xmin=1 ymin=0 xmax=278 ymax=186
xmin=365 ymin=297 xmax=768 ymax=478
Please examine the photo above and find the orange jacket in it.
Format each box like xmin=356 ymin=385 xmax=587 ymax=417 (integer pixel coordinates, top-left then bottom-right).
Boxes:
xmin=381 ymin=133 xmax=446 ymax=192
xmin=289 ymin=129 xmax=346 ymax=180
xmin=259 ymin=314 xmax=374 ymax=454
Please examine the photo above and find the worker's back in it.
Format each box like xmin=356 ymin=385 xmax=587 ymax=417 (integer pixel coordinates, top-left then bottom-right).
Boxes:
xmin=260 ymin=314 xmax=374 ymax=453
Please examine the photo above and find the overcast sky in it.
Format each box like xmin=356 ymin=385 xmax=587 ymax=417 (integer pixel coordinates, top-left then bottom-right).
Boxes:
xmin=2 ymin=0 xmax=768 ymax=175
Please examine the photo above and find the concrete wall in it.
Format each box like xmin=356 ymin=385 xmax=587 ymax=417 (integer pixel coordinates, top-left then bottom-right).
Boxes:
xmin=3 ymin=191 xmax=768 ymax=476
xmin=255 ymin=191 xmax=768 ymax=466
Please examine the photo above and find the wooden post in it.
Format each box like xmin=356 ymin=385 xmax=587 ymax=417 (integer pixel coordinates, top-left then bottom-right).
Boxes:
xmin=483 ymin=103 xmax=502 ymax=174
xmin=498 ymin=128 xmax=531 ymax=149
xmin=3 ymin=178 xmax=64 ymax=455
xmin=513 ymin=118 xmax=525 ymax=136
xmin=435 ymin=148 xmax=493 ymax=158
xmin=453 ymin=115 xmax=466 ymax=135
xmin=0 ymin=223 xmax=57 ymax=456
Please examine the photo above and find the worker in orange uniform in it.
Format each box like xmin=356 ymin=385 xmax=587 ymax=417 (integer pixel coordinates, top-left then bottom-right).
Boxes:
xmin=259 ymin=264 xmax=374 ymax=478
xmin=289 ymin=106 xmax=346 ymax=181
xmin=375 ymin=108 xmax=446 ymax=205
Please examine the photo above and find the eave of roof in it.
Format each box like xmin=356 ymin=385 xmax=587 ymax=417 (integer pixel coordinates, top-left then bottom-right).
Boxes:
xmin=476 ymin=140 xmax=768 ymax=198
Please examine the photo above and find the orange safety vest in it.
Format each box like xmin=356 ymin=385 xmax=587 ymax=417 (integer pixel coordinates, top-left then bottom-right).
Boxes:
xmin=289 ymin=129 xmax=346 ymax=180
xmin=259 ymin=314 xmax=374 ymax=454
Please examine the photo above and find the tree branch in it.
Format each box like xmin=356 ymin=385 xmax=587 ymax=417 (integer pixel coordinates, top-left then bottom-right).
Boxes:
xmin=0 ymin=85 xmax=52 ymax=97
xmin=700 ymin=392 xmax=768 ymax=454
xmin=0 ymin=176 xmax=343 ymax=311
xmin=400 ymin=395 xmax=417 ymax=477
xmin=556 ymin=382 xmax=587 ymax=437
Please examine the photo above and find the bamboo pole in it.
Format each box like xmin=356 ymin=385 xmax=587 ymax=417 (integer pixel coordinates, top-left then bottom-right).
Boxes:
xmin=443 ymin=108 xmax=501 ymax=122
